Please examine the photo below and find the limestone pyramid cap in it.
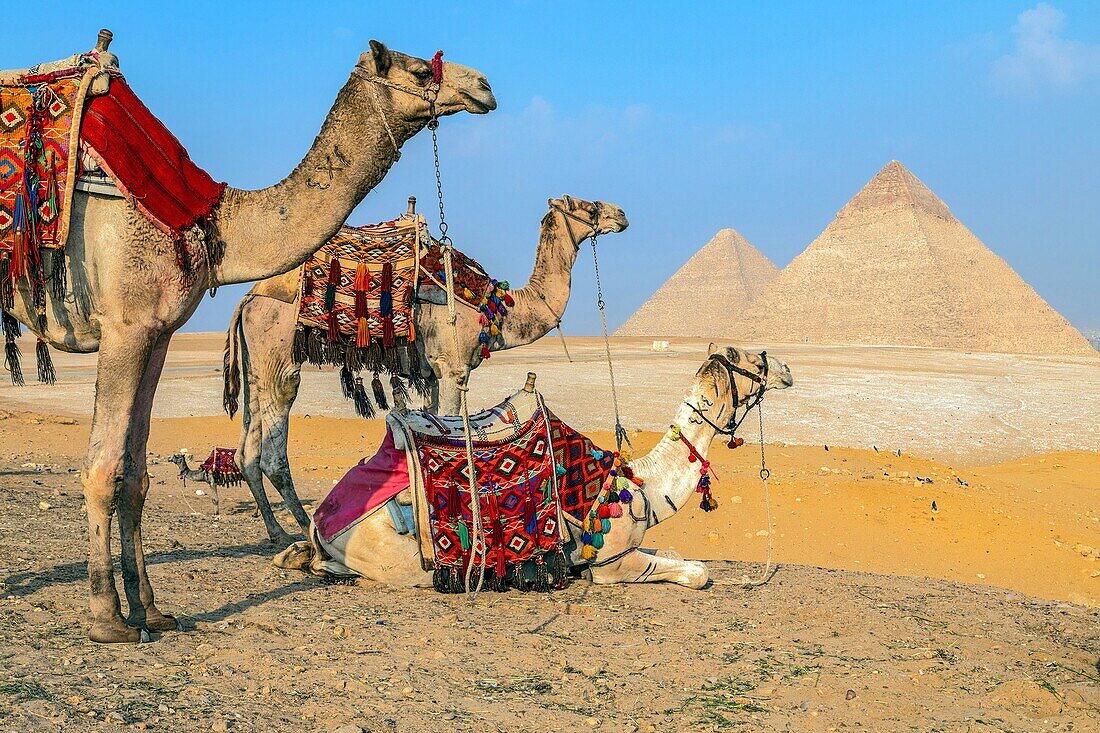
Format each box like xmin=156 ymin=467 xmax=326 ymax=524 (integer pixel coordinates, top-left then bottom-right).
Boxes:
xmin=837 ymin=160 xmax=955 ymax=223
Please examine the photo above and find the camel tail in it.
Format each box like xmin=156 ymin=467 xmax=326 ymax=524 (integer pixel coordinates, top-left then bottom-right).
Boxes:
xmin=223 ymin=297 xmax=246 ymax=418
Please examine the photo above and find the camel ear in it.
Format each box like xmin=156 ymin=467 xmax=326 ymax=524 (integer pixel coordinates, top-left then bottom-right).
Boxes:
xmin=707 ymin=342 xmax=718 ymax=356
xmin=369 ymin=40 xmax=391 ymax=75
xmin=562 ymin=195 xmax=575 ymax=211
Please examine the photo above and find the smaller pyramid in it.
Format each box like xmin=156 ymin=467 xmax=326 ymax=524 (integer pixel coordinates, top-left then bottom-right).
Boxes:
xmin=616 ymin=229 xmax=778 ymax=337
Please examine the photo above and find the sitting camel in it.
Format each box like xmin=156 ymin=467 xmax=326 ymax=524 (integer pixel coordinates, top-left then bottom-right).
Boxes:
xmin=275 ymin=344 xmax=794 ymax=588
xmin=222 ymin=195 xmax=628 ymax=544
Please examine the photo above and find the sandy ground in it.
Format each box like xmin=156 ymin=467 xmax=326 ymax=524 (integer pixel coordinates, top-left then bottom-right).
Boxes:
xmin=1 ymin=335 xmax=1098 ymax=731
xmin=3 ymin=334 xmax=1098 ymax=464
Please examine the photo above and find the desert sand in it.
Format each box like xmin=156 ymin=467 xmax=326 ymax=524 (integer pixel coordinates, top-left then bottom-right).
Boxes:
xmin=0 ymin=334 xmax=1097 ymax=731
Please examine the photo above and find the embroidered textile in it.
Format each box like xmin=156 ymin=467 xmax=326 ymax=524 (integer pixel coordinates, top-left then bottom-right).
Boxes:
xmin=199 ymin=447 xmax=242 ymax=487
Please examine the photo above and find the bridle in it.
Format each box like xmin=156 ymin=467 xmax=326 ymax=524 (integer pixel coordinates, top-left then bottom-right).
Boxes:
xmin=684 ymin=350 xmax=769 ymax=441
xmin=548 ymin=202 xmax=601 ymax=250
xmin=350 ymin=53 xmax=443 ymax=161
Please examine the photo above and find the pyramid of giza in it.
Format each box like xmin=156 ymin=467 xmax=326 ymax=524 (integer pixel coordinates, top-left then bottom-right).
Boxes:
xmin=739 ymin=161 xmax=1092 ymax=355
xmin=616 ymin=229 xmax=778 ymax=337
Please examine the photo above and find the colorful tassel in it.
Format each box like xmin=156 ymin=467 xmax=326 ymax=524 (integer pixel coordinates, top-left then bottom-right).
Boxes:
xmin=371 ymin=374 xmax=389 ymax=410
xmin=324 ymin=257 xmax=341 ymax=342
xmin=379 ymin=261 xmax=395 ymax=347
xmin=480 ymin=344 xmax=491 ymax=359
xmin=3 ymin=312 xmax=23 ymax=386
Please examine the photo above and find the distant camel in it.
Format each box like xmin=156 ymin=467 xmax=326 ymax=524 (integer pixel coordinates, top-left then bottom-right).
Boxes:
xmin=222 ymin=196 xmax=628 ymax=544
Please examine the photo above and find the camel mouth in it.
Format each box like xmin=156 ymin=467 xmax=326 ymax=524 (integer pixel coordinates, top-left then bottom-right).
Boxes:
xmin=461 ymin=91 xmax=497 ymax=114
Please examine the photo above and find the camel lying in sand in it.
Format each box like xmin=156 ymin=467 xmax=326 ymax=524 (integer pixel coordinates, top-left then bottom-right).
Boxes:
xmin=275 ymin=344 xmax=793 ymax=588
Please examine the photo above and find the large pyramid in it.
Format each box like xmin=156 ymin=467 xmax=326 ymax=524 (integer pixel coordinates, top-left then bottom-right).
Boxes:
xmin=740 ymin=161 xmax=1092 ymax=355
xmin=616 ymin=229 xmax=778 ymax=337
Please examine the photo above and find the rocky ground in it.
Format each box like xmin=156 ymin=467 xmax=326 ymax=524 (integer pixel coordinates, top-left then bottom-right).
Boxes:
xmin=0 ymin=337 xmax=1097 ymax=731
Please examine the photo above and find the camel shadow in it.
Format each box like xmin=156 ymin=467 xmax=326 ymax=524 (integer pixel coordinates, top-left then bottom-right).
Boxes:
xmin=1 ymin=541 xmax=278 ymax=599
xmin=179 ymin=577 xmax=320 ymax=627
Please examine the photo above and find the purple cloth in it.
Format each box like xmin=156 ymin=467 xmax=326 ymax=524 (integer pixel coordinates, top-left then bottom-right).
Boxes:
xmin=314 ymin=428 xmax=409 ymax=542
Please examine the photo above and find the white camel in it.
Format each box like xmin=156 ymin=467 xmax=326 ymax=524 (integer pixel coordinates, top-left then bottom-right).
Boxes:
xmin=275 ymin=345 xmax=794 ymax=588
xmin=222 ymin=196 xmax=628 ymax=544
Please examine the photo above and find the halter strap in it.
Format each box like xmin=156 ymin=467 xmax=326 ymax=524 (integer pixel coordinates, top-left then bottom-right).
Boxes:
xmin=683 ymin=351 xmax=769 ymax=437
xmin=548 ymin=203 xmax=600 ymax=249
xmin=350 ymin=67 xmax=441 ymax=159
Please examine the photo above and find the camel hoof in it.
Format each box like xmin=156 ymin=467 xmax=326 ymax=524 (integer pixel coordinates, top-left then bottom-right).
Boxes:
xmin=142 ymin=612 xmax=180 ymax=632
xmin=267 ymin=532 xmax=296 ymax=548
xmin=139 ymin=628 xmax=152 ymax=644
xmin=682 ymin=561 xmax=710 ymax=590
xmin=88 ymin=619 xmax=143 ymax=644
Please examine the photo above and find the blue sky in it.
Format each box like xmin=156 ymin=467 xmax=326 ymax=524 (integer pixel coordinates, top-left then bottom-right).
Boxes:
xmin=9 ymin=1 xmax=1099 ymax=333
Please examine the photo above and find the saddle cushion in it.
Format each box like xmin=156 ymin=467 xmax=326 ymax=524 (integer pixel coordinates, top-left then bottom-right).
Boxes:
xmin=313 ymin=428 xmax=410 ymax=543
xmin=81 ymin=77 xmax=225 ymax=238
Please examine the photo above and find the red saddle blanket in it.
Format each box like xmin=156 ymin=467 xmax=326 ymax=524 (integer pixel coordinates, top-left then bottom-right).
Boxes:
xmin=199 ymin=447 xmax=242 ymax=487
xmin=1 ymin=60 xmax=223 ymax=262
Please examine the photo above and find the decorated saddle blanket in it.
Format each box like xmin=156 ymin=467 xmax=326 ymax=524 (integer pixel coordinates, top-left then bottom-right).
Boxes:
xmin=199 ymin=447 xmax=242 ymax=487
xmin=389 ymin=388 xmax=567 ymax=592
xmin=0 ymin=49 xmax=224 ymax=265
xmin=291 ymin=215 xmax=515 ymax=417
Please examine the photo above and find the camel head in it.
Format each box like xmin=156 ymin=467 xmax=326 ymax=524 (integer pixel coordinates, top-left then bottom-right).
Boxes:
xmin=357 ymin=41 xmax=497 ymax=123
xmin=700 ymin=343 xmax=794 ymax=411
xmin=166 ymin=453 xmax=189 ymax=472
xmin=547 ymin=195 xmax=629 ymax=241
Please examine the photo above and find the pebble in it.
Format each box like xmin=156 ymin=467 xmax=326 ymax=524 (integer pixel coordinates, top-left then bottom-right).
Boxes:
xmin=845 ymin=689 xmax=857 ymax=700
xmin=585 ymin=718 xmax=600 ymax=728
xmin=105 ymin=712 xmax=125 ymax=724
xmin=37 ymin=501 xmax=51 ymax=510
xmin=211 ymin=721 xmax=229 ymax=732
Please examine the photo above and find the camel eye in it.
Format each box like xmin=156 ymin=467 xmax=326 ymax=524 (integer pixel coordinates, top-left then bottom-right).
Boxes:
xmin=413 ymin=67 xmax=432 ymax=83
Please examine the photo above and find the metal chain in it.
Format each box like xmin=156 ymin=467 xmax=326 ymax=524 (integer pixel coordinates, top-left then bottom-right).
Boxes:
xmin=428 ymin=103 xmax=485 ymax=597
xmin=589 ymin=236 xmax=631 ymax=454
xmin=428 ymin=108 xmax=449 ymax=247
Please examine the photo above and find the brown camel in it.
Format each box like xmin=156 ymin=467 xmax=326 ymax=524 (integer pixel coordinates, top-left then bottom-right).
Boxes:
xmin=2 ymin=36 xmax=495 ymax=643
xmin=222 ymin=196 xmax=628 ymax=543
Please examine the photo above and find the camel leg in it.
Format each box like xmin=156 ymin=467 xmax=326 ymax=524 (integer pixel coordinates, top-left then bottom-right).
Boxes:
xmin=258 ymin=370 xmax=311 ymax=533
xmin=208 ymin=481 xmax=220 ymax=518
xmin=236 ymin=379 xmax=293 ymax=544
xmin=117 ymin=334 xmax=181 ymax=632
xmin=82 ymin=328 xmax=159 ymax=643
xmin=589 ymin=548 xmax=709 ymax=589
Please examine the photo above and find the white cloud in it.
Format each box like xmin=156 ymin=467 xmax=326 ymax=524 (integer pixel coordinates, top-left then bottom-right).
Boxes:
xmin=992 ymin=3 xmax=1100 ymax=92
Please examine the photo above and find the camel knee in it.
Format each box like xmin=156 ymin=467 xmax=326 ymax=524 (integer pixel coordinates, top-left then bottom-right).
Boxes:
xmin=273 ymin=541 xmax=314 ymax=571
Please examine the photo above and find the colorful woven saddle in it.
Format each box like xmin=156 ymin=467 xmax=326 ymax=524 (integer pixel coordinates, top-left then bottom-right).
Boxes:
xmin=199 ymin=447 xmax=243 ymax=487
xmin=291 ymin=215 xmax=515 ymax=418
xmin=375 ymin=385 xmax=643 ymax=593
xmin=1 ymin=35 xmax=224 ymax=385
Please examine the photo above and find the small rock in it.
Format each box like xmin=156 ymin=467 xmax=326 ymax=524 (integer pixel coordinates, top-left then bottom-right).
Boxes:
xmin=210 ymin=721 xmax=229 ymax=732
xmin=799 ymin=700 xmax=810 ymax=711
xmin=105 ymin=712 xmax=126 ymax=724
xmin=845 ymin=689 xmax=857 ymax=700
xmin=37 ymin=501 xmax=51 ymax=511
xmin=585 ymin=718 xmax=600 ymax=728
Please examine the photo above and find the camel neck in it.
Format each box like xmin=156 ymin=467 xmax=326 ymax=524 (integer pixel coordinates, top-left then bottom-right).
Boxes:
xmin=212 ymin=73 xmax=421 ymax=285
xmin=632 ymin=383 xmax=725 ymax=526
xmin=500 ymin=212 xmax=587 ymax=345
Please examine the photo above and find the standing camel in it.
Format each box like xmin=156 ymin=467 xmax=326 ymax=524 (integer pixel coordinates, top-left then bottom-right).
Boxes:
xmin=2 ymin=37 xmax=495 ymax=643
xmin=222 ymin=195 xmax=628 ymax=544
xmin=275 ymin=344 xmax=794 ymax=587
